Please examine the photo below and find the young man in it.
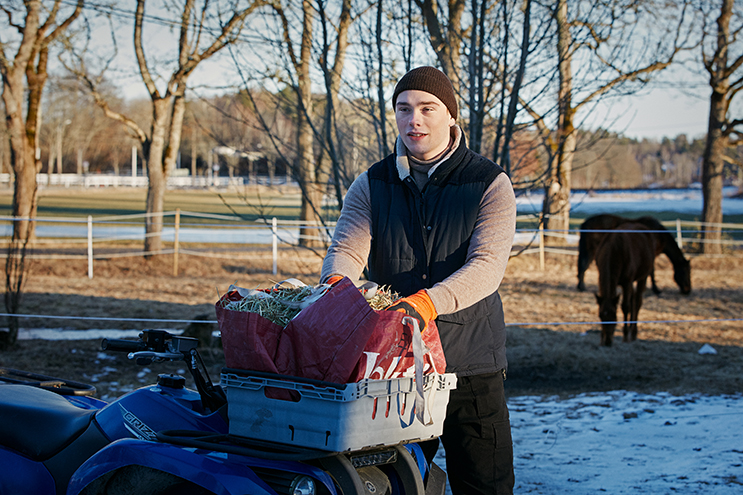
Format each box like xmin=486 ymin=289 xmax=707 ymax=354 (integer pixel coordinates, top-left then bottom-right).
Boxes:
xmin=321 ymin=66 xmax=516 ymax=494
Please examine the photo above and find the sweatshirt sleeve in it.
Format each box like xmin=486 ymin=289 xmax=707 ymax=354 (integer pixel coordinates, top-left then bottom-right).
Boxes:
xmin=426 ymin=172 xmax=516 ymax=315
xmin=320 ymin=171 xmax=372 ymax=283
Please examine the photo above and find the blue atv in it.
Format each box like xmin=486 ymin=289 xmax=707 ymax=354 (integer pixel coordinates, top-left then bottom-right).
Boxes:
xmin=0 ymin=329 xmax=447 ymax=495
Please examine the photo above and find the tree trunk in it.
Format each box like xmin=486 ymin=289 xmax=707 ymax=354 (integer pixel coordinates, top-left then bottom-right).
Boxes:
xmin=1 ymin=0 xmax=83 ymax=348
xmin=417 ymin=0 xmax=465 ymax=96
xmin=297 ymin=0 xmax=323 ymax=248
xmin=543 ymin=0 xmax=573 ymax=245
xmin=700 ymin=0 xmax=735 ymax=255
xmin=144 ymin=99 xmax=171 ymax=254
xmin=3 ymin=85 xmax=40 ymax=242
xmin=700 ymin=86 xmax=728 ymax=255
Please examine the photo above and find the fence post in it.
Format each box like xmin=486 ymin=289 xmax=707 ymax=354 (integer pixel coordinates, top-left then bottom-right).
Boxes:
xmin=131 ymin=146 xmax=137 ymax=182
xmin=87 ymin=215 xmax=93 ymax=279
xmin=173 ymin=208 xmax=181 ymax=276
xmin=676 ymin=218 xmax=683 ymax=249
xmin=272 ymin=217 xmax=278 ymax=275
xmin=539 ymin=217 xmax=545 ymax=271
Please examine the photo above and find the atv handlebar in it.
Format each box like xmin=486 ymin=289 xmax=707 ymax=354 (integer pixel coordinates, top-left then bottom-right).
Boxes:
xmin=100 ymin=330 xmax=227 ymax=413
xmin=101 ymin=330 xmax=198 ymax=357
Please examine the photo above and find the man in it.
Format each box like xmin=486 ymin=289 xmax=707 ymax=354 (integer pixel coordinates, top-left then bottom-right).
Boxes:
xmin=321 ymin=66 xmax=516 ymax=494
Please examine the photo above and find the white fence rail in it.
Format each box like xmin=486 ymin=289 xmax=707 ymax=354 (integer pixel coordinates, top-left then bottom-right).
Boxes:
xmin=0 ymin=173 xmax=292 ymax=188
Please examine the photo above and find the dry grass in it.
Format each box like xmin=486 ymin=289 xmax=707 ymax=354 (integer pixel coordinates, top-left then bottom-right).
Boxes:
xmin=1 ymin=247 xmax=741 ymax=399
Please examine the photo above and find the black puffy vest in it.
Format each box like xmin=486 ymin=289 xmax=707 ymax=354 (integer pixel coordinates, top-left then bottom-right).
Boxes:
xmin=367 ymin=140 xmax=508 ymax=376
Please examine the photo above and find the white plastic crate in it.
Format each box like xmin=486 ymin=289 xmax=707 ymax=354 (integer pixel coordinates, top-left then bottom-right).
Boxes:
xmin=221 ymin=370 xmax=457 ymax=452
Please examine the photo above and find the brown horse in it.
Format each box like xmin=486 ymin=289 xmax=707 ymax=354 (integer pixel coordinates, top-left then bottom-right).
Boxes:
xmin=577 ymin=214 xmax=691 ymax=295
xmin=594 ymin=222 xmax=656 ymax=346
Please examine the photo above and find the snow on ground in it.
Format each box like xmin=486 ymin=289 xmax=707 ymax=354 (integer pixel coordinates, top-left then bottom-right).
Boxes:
xmin=515 ymin=186 xmax=743 ymax=216
xmin=436 ymin=391 xmax=743 ymax=494
xmin=510 ymin=392 xmax=742 ymax=494
xmin=18 ymin=328 xmax=181 ymax=340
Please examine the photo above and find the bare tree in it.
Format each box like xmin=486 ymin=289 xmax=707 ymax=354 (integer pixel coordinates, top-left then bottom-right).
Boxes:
xmin=415 ymin=0 xmax=466 ymax=94
xmin=317 ymin=0 xmax=353 ymax=210
xmin=264 ymin=0 xmax=326 ymax=247
xmin=65 ymin=0 xmax=266 ymax=255
xmin=535 ymin=0 xmax=694 ymax=242
xmin=698 ymin=0 xmax=743 ymax=253
xmin=1 ymin=0 xmax=83 ymax=240
xmin=0 ymin=0 xmax=83 ymax=348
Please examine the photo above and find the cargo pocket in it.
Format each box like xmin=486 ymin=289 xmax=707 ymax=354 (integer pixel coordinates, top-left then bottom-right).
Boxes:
xmin=493 ymin=419 xmax=513 ymax=449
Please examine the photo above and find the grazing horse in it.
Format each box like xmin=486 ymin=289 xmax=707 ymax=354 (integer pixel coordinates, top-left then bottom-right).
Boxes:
xmin=594 ymin=223 xmax=656 ymax=346
xmin=577 ymin=214 xmax=691 ymax=295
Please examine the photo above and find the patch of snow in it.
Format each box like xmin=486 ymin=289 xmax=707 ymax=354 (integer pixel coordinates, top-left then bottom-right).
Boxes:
xmin=435 ymin=391 xmax=742 ymax=494
xmin=698 ymin=343 xmax=718 ymax=355
xmin=17 ymin=328 xmax=183 ymax=340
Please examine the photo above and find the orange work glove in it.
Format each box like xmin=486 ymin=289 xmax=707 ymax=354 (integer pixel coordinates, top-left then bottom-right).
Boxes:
xmin=324 ymin=275 xmax=344 ymax=286
xmin=387 ymin=289 xmax=438 ymax=331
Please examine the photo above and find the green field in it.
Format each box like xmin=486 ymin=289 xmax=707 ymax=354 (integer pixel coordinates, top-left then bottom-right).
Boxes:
xmin=0 ymin=186 xmax=740 ymax=234
xmin=0 ymin=186 xmax=337 ymax=226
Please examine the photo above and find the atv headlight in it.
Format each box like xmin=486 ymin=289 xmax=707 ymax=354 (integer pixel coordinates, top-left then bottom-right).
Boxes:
xmin=291 ymin=476 xmax=316 ymax=495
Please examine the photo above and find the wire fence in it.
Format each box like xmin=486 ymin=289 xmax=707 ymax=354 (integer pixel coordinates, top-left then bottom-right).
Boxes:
xmin=2 ymin=211 xmax=743 ymax=278
xmin=1 ymin=210 xmax=741 ymax=336
xmin=1 ymin=312 xmax=741 ymax=338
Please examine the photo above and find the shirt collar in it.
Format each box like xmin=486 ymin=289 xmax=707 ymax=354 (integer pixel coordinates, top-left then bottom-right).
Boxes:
xmin=395 ymin=125 xmax=462 ymax=181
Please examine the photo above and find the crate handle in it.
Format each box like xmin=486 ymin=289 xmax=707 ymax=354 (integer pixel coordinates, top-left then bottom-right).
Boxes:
xmin=402 ymin=316 xmax=434 ymax=427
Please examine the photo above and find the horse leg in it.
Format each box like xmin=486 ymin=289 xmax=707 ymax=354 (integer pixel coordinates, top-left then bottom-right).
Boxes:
xmin=577 ymin=237 xmax=592 ymax=291
xmin=630 ymin=278 xmax=648 ymax=342
xmin=650 ymin=266 xmax=661 ymax=296
xmin=621 ymin=284 xmax=634 ymax=343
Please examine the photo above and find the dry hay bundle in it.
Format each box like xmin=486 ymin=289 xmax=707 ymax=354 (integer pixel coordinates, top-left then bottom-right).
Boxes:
xmin=218 ymin=281 xmax=400 ymax=327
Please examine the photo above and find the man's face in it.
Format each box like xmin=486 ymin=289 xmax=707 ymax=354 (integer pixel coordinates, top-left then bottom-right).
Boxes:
xmin=395 ymin=90 xmax=455 ymax=161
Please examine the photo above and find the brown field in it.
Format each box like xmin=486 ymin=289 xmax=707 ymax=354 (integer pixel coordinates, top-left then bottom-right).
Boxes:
xmin=1 ymin=247 xmax=741 ymax=400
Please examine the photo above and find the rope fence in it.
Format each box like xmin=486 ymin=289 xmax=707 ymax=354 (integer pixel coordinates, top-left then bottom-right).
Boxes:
xmin=2 ymin=211 xmax=743 ymax=278
xmin=1 ymin=312 xmax=741 ymax=331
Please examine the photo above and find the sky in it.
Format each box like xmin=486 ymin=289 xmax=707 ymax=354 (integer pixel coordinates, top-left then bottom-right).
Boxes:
xmin=595 ymin=87 xmax=711 ymax=141
xmin=578 ymin=61 xmax=714 ymax=142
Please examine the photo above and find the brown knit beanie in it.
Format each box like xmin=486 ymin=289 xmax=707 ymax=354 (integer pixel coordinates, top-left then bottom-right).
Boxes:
xmin=392 ymin=66 xmax=458 ymax=120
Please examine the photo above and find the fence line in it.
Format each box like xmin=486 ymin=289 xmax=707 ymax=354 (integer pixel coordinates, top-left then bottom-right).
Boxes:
xmin=0 ymin=173 xmax=293 ymax=189
xmin=2 ymin=212 xmax=742 ymax=278
xmin=1 ymin=312 xmax=740 ymax=332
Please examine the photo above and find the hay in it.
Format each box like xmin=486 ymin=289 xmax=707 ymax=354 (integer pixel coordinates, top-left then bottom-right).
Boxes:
xmin=218 ymin=284 xmax=401 ymax=326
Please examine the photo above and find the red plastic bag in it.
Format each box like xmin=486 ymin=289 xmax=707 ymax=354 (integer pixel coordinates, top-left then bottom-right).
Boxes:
xmin=216 ymin=277 xmax=446 ymax=384
xmin=348 ymin=311 xmax=447 ymax=382
xmin=217 ymin=289 xmax=283 ymax=375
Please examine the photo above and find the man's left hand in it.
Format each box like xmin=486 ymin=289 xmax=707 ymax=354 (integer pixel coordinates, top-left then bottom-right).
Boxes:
xmin=387 ymin=289 xmax=438 ymax=331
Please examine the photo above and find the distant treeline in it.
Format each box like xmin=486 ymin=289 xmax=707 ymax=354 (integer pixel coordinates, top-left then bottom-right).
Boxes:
xmin=1 ymin=86 xmax=739 ymax=192
xmin=568 ymin=131 xmax=741 ymax=190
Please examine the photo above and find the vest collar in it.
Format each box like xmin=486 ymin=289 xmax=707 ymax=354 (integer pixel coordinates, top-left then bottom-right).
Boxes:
xmin=395 ymin=125 xmax=463 ymax=181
